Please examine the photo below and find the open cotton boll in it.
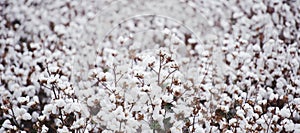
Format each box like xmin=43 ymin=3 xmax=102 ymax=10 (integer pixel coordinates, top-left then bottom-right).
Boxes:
xmin=17 ymin=96 xmax=29 ymax=103
xmin=41 ymin=125 xmax=49 ymax=133
xmin=280 ymin=107 xmax=291 ymax=118
xmin=236 ymin=109 xmax=245 ymax=118
xmin=22 ymin=113 xmax=32 ymax=120
xmin=188 ymin=38 xmax=197 ymax=44
xmin=57 ymin=82 xmax=68 ymax=90
xmin=284 ymin=120 xmax=295 ymax=132
xmin=30 ymin=43 xmax=40 ymax=50
xmin=54 ymin=24 xmax=66 ymax=35
xmin=162 ymin=28 xmax=171 ymax=35
xmin=57 ymin=126 xmax=69 ymax=133
xmin=269 ymin=93 xmax=279 ymax=100
xmin=71 ymin=118 xmax=86 ymax=129
xmin=55 ymin=99 xmax=66 ymax=108
xmin=42 ymin=104 xmax=55 ymax=115
xmin=2 ymin=119 xmax=18 ymax=130
xmin=295 ymin=124 xmax=300 ymax=132
xmin=161 ymin=94 xmax=173 ymax=103
xmin=49 ymin=66 xmax=60 ymax=73
xmin=47 ymin=75 xmax=58 ymax=84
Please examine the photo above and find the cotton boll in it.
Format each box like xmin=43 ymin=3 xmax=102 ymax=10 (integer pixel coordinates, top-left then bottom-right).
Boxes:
xmin=272 ymin=115 xmax=280 ymax=122
xmin=171 ymin=35 xmax=184 ymax=45
xmin=0 ymin=64 xmax=4 ymax=71
xmin=137 ymin=92 xmax=149 ymax=104
xmin=188 ymin=38 xmax=197 ymax=44
xmin=47 ymin=75 xmax=58 ymax=84
xmin=71 ymin=118 xmax=86 ymax=129
xmin=117 ymin=36 xmax=129 ymax=45
xmin=263 ymin=39 xmax=275 ymax=54
xmin=22 ymin=113 xmax=32 ymax=120
xmin=225 ymin=130 xmax=233 ymax=133
xmin=54 ymin=24 xmax=66 ymax=35
xmin=295 ymin=124 xmax=300 ymax=132
xmin=57 ymin=126 xmax=69 ymax=133
xmin=256 ymin=118 xmax=265 ymax=125
xmin=57 ymin=82 xmax=67 ymax=90
xmin=38 ymin=115 xmax=46 ymax=121
xmin=30 ymin=43 xmax=40 ymax=50
xmin=269 ymin=93 xmax=278 ymax=100
xmin=153 ymin=98 xmax=162 ymax=106
xmin=170 ymin=126 xmax=182 ymax=133
xmin=71 ymin=103 xmax=82 ymax=113
xmin=87 ymin=12 xmax=95 ymax=19
xmin=109 ymin=94 xmax=116 ymax=103
xmin=219 ymin=105 xmax=229 ymax=113
xmin=244 ymin=103 xmax=253 ymax=112
xmin=229 ymin=118 xmax=238 ymax=125
xmin=194 ymin=125 xmax=205 ymax=133
xmin=86 ymin=97 xmax=96 ymax=107
xmin=126 ymin=118 xmax=139 ymax=132
xmin=283 ymin=28 xmax=291 ymax=39
xmin=254 ymin=105 xmax=262 ymax=114
xmin=280 ymin=107 xmax=291 ymax=118
xmin=152 ymin=107 xmax=164 ymax=128
xmin=2 ymin=120 xmax=15 ymax=130
xmin=13 ymin=107 xmax=27 ymax=121
xmin=284 ymin=121 xmax=294 ymax=132
xmin=42 ymin=104 xmax=54 ymax=115
xmin=31 ymin=111 xmax=39 ymax=121
xmin=236 ymin=109 xmax=245 ymax=118
xmin=41 ymin=125 xmax=49 ymax=133
xmin=162 ymin=28 xmax=171 ymax=35
xmin=162 ymin=94 xmax=173 ymax=103
xmin=140 ymin=86 xmax=151 ymax=92
xmin=276 ymin=78 xmax=287 ymax=89
xmin=290 ymin=58 xmax=299 ymax=71
xmin=102 ymin=130 xmax=114 ymax=133
xmin=17 ymin=96 xmax=29 ymax=104
xmin=55 ymin=99 xmax=66 ymax=108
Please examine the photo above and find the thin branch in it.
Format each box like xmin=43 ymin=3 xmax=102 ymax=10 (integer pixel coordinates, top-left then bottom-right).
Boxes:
xmin=159 ymin=69 xmax=177 ymax=86
xmin=149 ymin=66 xmax=159 ymax=75
xmin=169 ymin=76 xmax=174 ymax=89
xmin=113 ymin=65 xmax=117 ymax=87
xmin=129 ymin=103 xmax=135 ymax=112
xmin=192 ymin=114 xmax=196 ymax=132
xmin=119 ymin=121 xmax=122 ymax=132
xmin=137 ymin=77 xmax=144 ymax=87
xmin=52 ymin=85 xmax=58 ymax=99
xmin=158 ymin=56 xmax=163 ymax=85
xmin=100 ymin=82 xmax=113 ymax=93
xmin=116 ymin=74 xmax=124 ymax=85
xmin=170 ymin=89 xmax=188 ymax=104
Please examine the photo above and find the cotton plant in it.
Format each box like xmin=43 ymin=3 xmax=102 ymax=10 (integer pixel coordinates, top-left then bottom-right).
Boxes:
xmin=74 ymin=29 xmax=210 ymax=132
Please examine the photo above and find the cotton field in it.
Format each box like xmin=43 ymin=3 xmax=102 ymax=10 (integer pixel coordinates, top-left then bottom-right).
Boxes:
xmin=0 ymin=0 xmax=300 ymax=132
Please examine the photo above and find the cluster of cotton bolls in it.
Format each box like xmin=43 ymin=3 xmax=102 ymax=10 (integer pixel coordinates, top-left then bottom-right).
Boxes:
xmin=1 ymin=0 xmax=300 ymax=132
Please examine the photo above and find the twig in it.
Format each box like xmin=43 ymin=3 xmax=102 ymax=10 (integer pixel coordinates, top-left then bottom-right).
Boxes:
xmin=192 ymin=114 xmax=196 ymax=132
xmin=116 ymin=74 xmax=124 ymax=85
xmin=100 ymin=82 xmax=113 ymax=93
xmin=159 ymin=69 xmax=177 ymax=86
xmin=113 ymin=65 xmax=117 ymax=87
xmin=158 ymin=55 xmax=163 ymax=85
xmin=149 ymin=66 xmax=159 ymax=75
xmin=137 ymin=77 xmax=144 ymax=87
